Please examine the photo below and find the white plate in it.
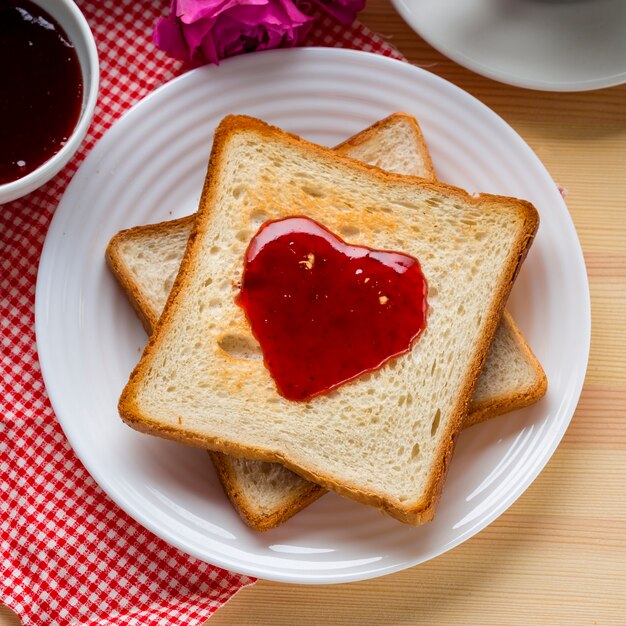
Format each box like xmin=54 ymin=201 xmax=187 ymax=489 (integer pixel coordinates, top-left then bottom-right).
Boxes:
xmin=391 ymin=0 xmax=626 ymax=91
xmin=36 ymin=48 xmax=589 ymax=583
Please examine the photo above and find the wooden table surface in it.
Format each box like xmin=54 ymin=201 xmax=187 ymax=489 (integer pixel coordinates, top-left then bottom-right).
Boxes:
xmin=2 ymin=1 xmax=625 ymax=624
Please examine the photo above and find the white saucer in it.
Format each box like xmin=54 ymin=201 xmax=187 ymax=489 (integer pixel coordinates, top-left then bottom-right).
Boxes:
xmin=391 ymin=0 xmax=626 ymax=91
xmin=36 ymin=48 xmax=589 ymax=583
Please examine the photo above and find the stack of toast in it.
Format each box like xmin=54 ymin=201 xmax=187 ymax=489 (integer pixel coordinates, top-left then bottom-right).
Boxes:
xmin=107 ymin=113 xmax=545 ymax=530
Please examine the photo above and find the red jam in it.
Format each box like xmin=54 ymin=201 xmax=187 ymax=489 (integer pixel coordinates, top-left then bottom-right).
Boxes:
xmin=236 ymin=216 xmax=428 ymax=401
xmin=0 ymin=0 xmax=83 ymax=185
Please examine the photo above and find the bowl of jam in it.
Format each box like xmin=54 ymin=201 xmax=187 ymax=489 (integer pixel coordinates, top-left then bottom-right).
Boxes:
xmin=0 ymin=0 xmax=99 ymax=204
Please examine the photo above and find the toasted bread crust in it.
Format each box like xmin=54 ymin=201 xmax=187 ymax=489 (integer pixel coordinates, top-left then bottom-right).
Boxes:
xmin=210 ymin=452 xmax=326 ymax=531
xmin=334 ymin=112 xmax=438 ymax=180
xmin=465 ymin=311 xmax=548 ymax=426
xmin=118 ymin=115 xmax=540 ymax=525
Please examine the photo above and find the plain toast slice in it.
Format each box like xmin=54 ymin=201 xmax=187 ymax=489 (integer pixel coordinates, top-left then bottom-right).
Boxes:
xmin=117 ymin=115 xmax=539 ymax=524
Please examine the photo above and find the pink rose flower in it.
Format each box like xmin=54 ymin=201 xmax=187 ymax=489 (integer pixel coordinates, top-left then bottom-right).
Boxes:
xmin=153 ymin=0 xmax=314 ymax=66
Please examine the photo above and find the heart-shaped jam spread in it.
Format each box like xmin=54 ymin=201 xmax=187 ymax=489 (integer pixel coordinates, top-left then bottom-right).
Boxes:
xmin=235 ymin=216 xmax=428 ymax=401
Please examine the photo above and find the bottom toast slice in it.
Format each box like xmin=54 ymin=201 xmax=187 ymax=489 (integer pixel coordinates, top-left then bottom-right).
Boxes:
xmin=107 ymin=113 xmax=546 ymax=530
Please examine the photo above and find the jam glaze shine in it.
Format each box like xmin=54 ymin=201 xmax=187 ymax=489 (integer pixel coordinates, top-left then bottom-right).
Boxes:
xmin=235 ymin=216 xmax=428 ymax=401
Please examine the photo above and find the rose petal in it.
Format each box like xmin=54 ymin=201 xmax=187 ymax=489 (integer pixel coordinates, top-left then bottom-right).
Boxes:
xmin=153 ymin=14 xmax=190 ymax=61
xmin=178 ymin=0 xmax=270 ymax=23
xmin=309 ymin=0 xmax=365 ymax=24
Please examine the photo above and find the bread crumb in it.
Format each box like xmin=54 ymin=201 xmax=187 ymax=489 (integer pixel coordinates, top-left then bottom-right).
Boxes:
xmin=299 ymin=253 xmax=315 ymax=270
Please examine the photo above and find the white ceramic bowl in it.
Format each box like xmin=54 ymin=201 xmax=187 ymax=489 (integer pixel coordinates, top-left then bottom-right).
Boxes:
xmin=0 ymin=0 xmax=99 ymax=204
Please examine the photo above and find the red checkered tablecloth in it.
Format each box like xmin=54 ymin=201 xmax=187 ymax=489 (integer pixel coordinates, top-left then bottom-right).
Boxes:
xmin=0 ymin=1 xmax=403 ymax=625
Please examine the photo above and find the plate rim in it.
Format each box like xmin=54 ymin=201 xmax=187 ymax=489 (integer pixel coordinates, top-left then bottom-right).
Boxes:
xmin=35 ymin=46 xmax=591 ymax=583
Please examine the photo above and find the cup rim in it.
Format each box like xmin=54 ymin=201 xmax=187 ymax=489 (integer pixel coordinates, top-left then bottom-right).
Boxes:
xmin=0 ymin=0 xmax=99 ymax=202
